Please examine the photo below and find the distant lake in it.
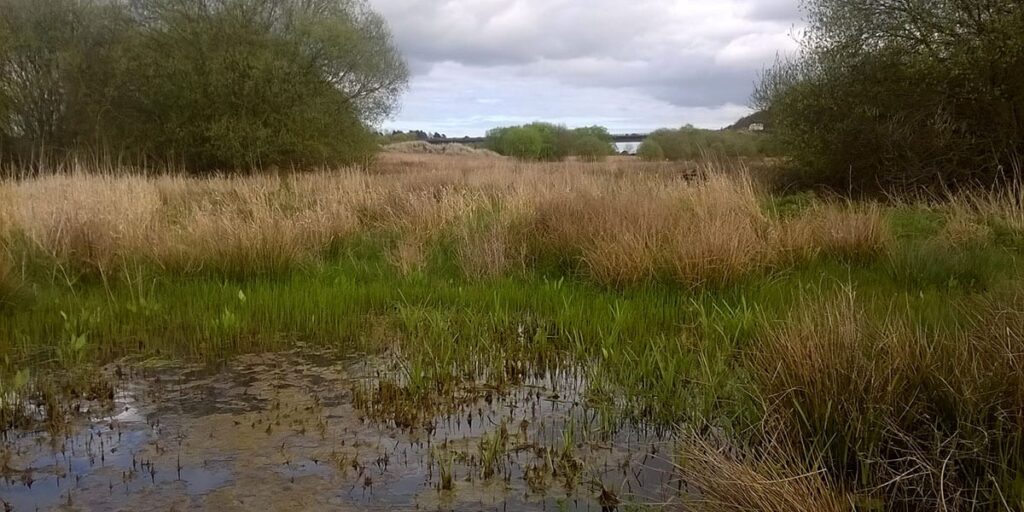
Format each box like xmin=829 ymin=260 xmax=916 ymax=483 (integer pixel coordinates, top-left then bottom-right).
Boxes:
xmin=614 ymin=142 xmax=639 ymax=154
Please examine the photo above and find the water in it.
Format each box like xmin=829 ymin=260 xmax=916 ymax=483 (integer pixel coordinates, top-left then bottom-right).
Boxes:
xmin=613 ymin=143 xmax=638 ymax=155
xmin=0 ymin=349 xmax=678 ymax=511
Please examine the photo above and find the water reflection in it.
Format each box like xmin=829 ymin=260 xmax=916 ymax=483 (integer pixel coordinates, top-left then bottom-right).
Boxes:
xmin=1 ymin=349 xmax=677 ymax=511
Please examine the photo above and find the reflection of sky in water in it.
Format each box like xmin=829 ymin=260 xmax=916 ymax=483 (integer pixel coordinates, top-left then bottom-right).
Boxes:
xmin=1 ymin=350 xmax=678 ymax=511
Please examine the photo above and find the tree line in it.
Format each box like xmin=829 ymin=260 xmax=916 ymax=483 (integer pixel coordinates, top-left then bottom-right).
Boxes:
xmin=0 ymin=0 xmax=408 ymax=172
xmin=484 ymin=123 xmax=617 ymax=162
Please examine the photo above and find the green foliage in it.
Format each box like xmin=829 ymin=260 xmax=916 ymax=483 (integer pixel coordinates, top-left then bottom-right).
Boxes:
xmin=644 ymin=127 xmax=767 ymax=161
xmin=487 ymin=126 xmax=544 ymax=160
xmin=636 ymin=139 xmax=664 ymax=162
xmin=573 ymin=135 xmax=612 ymax=162
xmin=757 ymin=0 xmax=1024 ymax=192
xmin=0 ymin=0 xmax=408 ymax=171
xmin=0 ymin=0 xmax=129 ymax=157
xmin=486 ymin=123 xmax=614 ymax=161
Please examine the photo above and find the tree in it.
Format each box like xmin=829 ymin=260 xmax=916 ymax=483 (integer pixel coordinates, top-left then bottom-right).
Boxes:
xmin=0 ymin=0 xmax=130 ymax=161
xmin=0 ymin=0 xmax=409 ymax=171
xmin=757 ymin=0 xmax=1024 ymax=191
xmin=572 ymin=126 xmax=614 ymax=161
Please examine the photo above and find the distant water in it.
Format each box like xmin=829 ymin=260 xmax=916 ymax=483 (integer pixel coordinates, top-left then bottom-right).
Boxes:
xmin=614 ymin=142 xmax=639 ymax=155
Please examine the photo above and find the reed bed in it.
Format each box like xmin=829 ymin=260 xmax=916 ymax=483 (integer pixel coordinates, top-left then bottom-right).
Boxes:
xmin=0 ymin=155 xmax=889 ymax=286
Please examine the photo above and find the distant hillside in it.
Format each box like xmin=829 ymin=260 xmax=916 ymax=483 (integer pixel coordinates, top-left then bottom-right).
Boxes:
xmin=727 ymin=111 xmax=770 ymax=131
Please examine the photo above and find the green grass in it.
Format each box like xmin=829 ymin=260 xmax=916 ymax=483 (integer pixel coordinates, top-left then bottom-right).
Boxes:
xmin=1 ymin=210 xmax=1016 ymax=413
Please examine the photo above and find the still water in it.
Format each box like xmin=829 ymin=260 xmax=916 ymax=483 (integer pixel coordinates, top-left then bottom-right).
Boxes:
xmin=1 ymin=348 xmax=679 ymax=511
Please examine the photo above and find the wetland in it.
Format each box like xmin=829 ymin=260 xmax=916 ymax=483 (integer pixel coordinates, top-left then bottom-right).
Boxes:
xmin=2 ymin=155 xmax=1024 ymax=510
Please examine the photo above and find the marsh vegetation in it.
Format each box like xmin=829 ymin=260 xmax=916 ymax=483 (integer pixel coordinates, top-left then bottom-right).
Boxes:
xmin=1 ymin=0 xmax=1024 ymax=510
xmin=1 ymin=154 xmax=1024 ymax=509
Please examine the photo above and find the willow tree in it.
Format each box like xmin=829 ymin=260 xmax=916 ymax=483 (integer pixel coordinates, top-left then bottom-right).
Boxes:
xmin=0 ymin=0 xmax=409 ymax=171
xmin=0 ymin=0 xmax=130 ymax=160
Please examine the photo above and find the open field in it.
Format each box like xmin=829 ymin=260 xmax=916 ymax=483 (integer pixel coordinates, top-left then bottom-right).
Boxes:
xmin=2 ymin=154 xmax=1024 ymax=510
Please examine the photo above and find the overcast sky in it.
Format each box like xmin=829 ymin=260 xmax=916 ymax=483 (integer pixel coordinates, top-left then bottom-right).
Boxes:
xmin=367 ymin=0 xmax=804 ymax=136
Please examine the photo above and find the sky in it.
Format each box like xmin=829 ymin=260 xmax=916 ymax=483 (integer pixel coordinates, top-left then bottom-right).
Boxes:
xmin=367 ymin=0 xmax=804 ymax=137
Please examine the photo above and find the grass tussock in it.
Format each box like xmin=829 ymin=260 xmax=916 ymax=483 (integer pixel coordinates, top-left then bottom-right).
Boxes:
xmin=752 ymin=291 xmax=1024 ymax=508
xmin=677 ymin=433 xmax=851 ymax=512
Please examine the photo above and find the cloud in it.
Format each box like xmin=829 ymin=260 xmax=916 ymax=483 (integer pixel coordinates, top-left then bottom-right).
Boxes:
xmin=368 ymin=0 xmax=802 ymax=135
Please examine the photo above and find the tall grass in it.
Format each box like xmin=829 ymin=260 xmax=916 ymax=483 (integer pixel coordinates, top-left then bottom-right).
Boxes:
xmin=0 ymin=245 xmax=14 ymax=307
xmin=527 ymin=173 xmax=889 ymax=286
xmin=678 ymin=433 xmax=851 ymax=512
xmin=0 ymin=156 xmax=890 ymax=286
xmin=750 ymin=291 xmax=1024 ymax=509
xmin=0 ymin=191 xmax=17 ymax=307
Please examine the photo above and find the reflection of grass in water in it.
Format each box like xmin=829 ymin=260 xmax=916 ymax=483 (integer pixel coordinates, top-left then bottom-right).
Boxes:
xmin=437 ymin=450 xmax=455 ymax=492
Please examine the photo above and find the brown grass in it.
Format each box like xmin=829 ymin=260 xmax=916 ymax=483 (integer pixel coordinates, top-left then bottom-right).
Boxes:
xmin=530 ymin=173 xmax=889 ymax=286
xmin=0 ymin=155 xmax=891 ymax=284
xmin=951 ymin=181 xmax=1024 ymax=233
xmin=751 ymin=290 xmax=1024 ymax=508
xmin=677 ymin=433 xmax=852 ymax=512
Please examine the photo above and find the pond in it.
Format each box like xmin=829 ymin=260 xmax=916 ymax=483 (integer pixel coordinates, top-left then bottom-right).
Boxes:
xmin=1 ymin=348 xmax=679 ymax=511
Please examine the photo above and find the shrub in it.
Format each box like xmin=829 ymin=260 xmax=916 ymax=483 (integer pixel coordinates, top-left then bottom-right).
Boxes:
xmin=573 ymin=135 xmax=613 ymax=162
xmin=757 ymin=0 xmax=1024 ymax=192
xmin=637 ymin=139 xmax=665 ymax=161
xmin=645 ymin=127 xmax=766 ymax=161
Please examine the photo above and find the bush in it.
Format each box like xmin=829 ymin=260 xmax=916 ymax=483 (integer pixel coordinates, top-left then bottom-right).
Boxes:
xmin=487 ymin=127 xmax=544 ymax=160
xmin=757 ymin=0 xmax=1024 ymax=192
xmin=574 ymin=135 xmax=612 ymax=162
xmin=645 ymin=127 xmax=766 ymax=161
xmin=637 ymin=139 xmax=665 ymax=161
xmin=0 ymin=0 xmax=408 ymax=172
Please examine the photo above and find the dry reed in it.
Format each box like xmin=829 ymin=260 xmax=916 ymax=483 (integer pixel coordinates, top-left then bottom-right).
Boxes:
xmin=0 ymin=155 xmax=891 ymax=284
xmin=751 ymin=291 xmax=1024 ymax=508
xmin=677 ymin=433 xmax=852 ymax=512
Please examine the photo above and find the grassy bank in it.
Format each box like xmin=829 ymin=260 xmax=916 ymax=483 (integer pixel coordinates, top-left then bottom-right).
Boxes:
xmin=2 ymin=154 xmax=1023 ymax=509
